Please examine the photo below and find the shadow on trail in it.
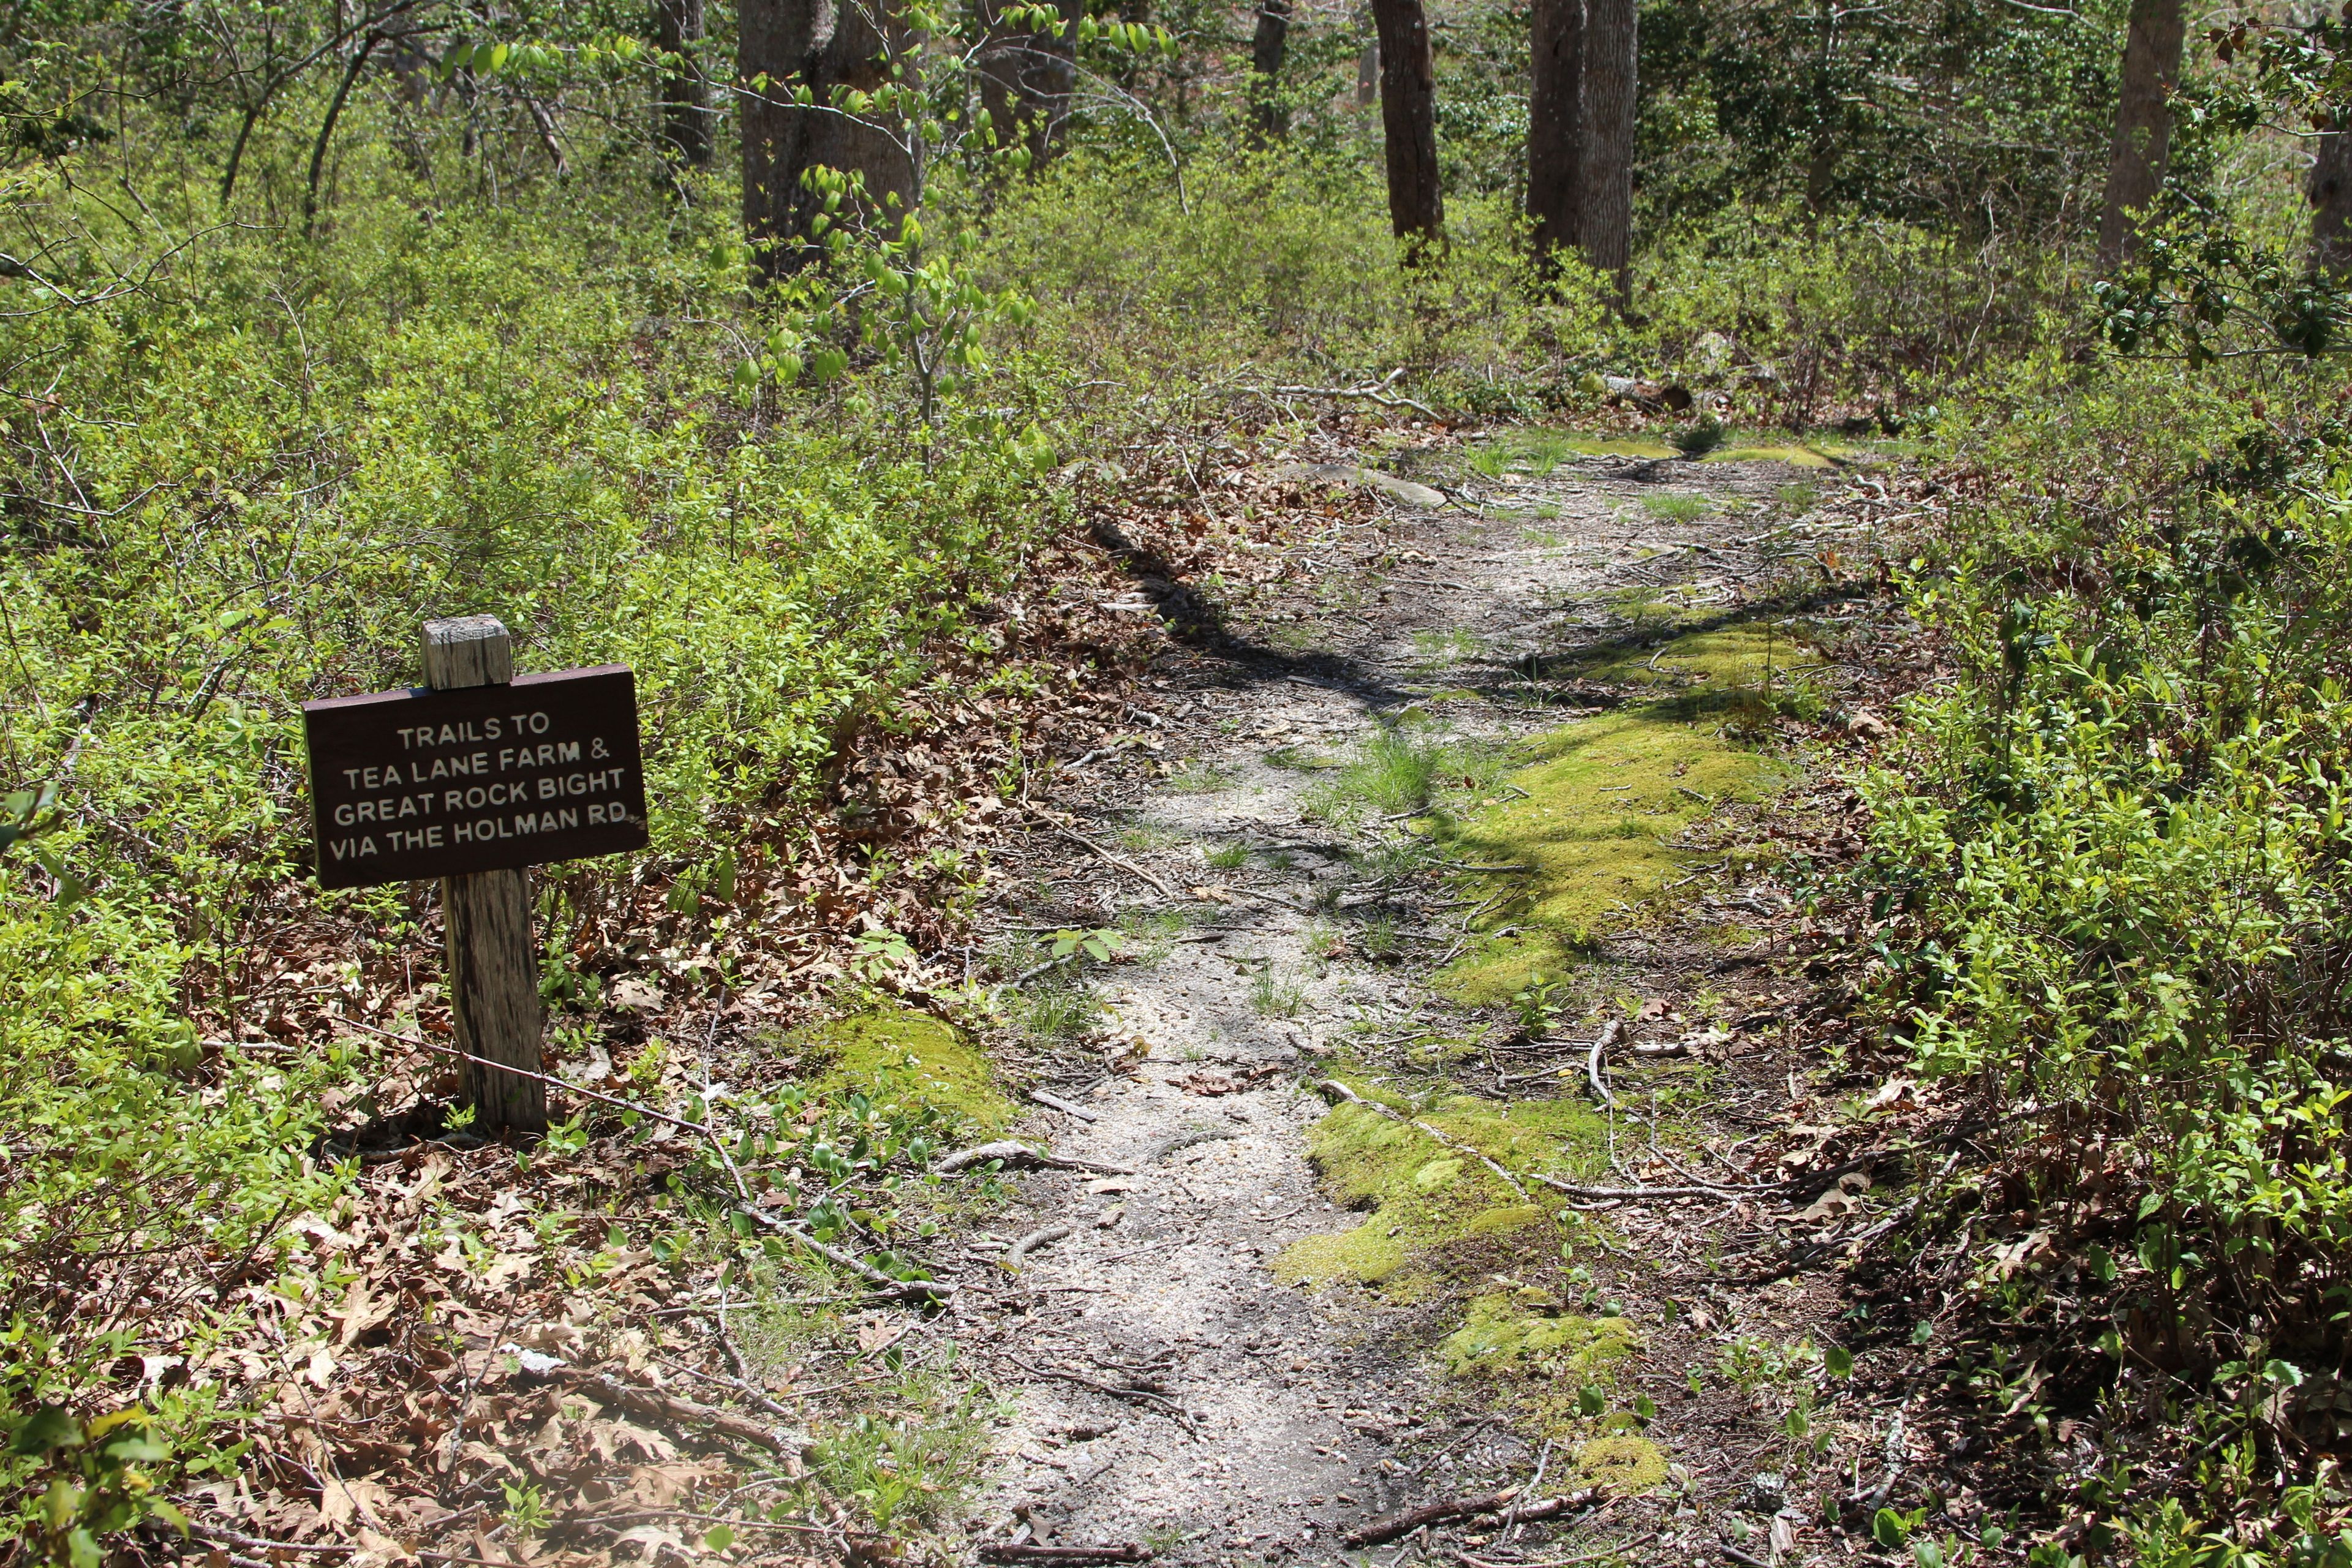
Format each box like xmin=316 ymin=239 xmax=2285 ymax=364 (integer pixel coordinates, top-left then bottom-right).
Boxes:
xmin=1458 ymin=582 xmax=1876 ymax=707
xmin=1088 ymin=517 xmax=1421 ymax=711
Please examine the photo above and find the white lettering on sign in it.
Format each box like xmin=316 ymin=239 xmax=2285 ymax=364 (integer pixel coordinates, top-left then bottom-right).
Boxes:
xmin=305 ymin=666 xmax=646 ymax=889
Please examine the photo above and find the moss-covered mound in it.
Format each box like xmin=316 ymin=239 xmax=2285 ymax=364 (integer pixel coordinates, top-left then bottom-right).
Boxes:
xmin=1575 ymin=1434 xmax=1670 ymax=1493
xmin=799 ymin=1006 xmax=1016 ymax=1136
xmin=1274 ymin=1086 xmax=1607 ymax=1293
xmin=1434 ymin=701 xmax=1792 ymax=1001
xmin=1438 ymin=1292 xmax=1640 ymax=1381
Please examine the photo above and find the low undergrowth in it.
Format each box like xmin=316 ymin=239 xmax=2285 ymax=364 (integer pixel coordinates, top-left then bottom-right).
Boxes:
xmin=1844 ymin=354 xmax=2352 ymax=1559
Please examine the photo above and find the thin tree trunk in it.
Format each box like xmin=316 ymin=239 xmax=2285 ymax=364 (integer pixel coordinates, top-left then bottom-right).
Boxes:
xmin=1576 ymin=0 xmax=1634 ymax=304
xmin=2097 ymin=0 xmax=2184 ymax=269
xmin=739 ymin=0 xmax=918 ymax=279
xmin=654 ymin=0 xmax=714 ymax=172
xmin=303 ymin=32 xmax=381 ymax=238
xmin=1356 ymin=37 xmax=1378 ymax=108
xmin=1251 ymin=0 xmax=1292 ymax=137
xmin=1370 ymin=0 xmax=1442 ymax=251
xmin=2312 ymin=129 xmax=2352 ymax=277
xmin=1525 ymin=0 xmax=1583 ymax=271
xmin=1803 ymin=0 xmax=1838 ymax=217
xmin=976 ymin=0 xmax=1078 ymax=167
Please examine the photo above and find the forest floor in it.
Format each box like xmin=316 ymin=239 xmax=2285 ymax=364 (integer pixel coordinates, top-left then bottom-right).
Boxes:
xmin=138 ymin=426 xmax=1956 ymax=1568
xmin=943 ymin=434 xmax=1939 ymax=1566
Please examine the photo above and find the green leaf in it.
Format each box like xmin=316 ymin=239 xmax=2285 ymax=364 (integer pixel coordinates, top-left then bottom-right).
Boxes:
xmin=704 ymin=1525 xmax=737 ymax=1551
xmin=1874 ymin=1507 xmax=1917 ymax=1550
xmin=12 ymin=1406 xmax=83 ymax=1455
xmin=1824 ymin=1346 xmax=1853 ymax=1378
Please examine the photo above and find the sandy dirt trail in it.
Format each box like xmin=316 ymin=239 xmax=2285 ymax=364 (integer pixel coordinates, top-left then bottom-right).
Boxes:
xmin=958 ymin=448 xmax=1807 ymax=1561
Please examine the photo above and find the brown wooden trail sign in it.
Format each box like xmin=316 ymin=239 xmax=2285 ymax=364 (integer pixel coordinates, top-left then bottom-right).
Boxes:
xmin=304 ymin=666 xmax=647 ymax=886
xmin=302 ymin=616 xmax=649 ymax=1134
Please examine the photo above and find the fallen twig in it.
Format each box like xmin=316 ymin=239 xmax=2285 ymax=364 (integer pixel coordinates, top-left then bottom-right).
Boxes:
xmin=1054 ymin=824 xmax=1179 ymax=899
xmin=1031 ymin=1088 xmax=1101 ymax=1123
xmin=1014 ymin=1360 xmax=1195 ymax=1430
xmin=935 ymin=1139 xmax=1134 ymax=1176
xmin=654 ymin=1354 xmax=799 ymax=1425
xmin=1244 ymin=373 xmax=1441 ymax=420
xmin=1526 ymin=1175 xmax=1750 ymax=1202
xmin=1585 ymin=1019 xmax=1625 ymax=1107
xmin=1343 ymin=1488 xmax=1600 ymax=1548
xmin=561 ymin=1507 xmax=831 ymax=1535
xmin=540 ymin=1370 xmax=809 ymax=1458
xmin=1003 ymin=1223 xmax=1074 ymax=1270
xmin=186 ymin=1525 xmax=355 ymax=1556
xmin=979 ymin=1546 xmax=1152 ymax=1565
xmin=734 ymin=1205 xmax=956 ymax=1304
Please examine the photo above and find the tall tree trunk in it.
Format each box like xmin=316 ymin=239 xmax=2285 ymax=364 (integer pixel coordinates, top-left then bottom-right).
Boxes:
xmin=1356 ymin=37 xmax=1378 ymax=108
xmin=2312 ymin=129 xmax=2352 ymax=277
xmin=654 ymin=0 xmax=713 ymax=172
xmin=1525 ymin=0 xmax=1582 ymax=271
xmin=1251 ymin=0 xmax=1292 ymax=138
xmin=1370 ymin=0 xmax=1442 ymax=251
xmin=739 ymin=0 xmax=918 ymax=277
xmin=2097 ymin=0 xmax=2184 ymax=269
xmin=1576 ymin=0 xmax=1634 ymax=304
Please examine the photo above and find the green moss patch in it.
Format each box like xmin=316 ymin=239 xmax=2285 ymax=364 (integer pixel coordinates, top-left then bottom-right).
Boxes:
xmin=1439 ymin=1292 xmax=1640 ymax=1381
xmin=800 ymin=1007 xmax=1016 ymax=1136
xmin=1567 ymin=624 xmax=1826 ymax=695
xmin=1576 ymin=1434 xmax=1670 ymax=1493
xmin=1275 ymin=1089 xmax=1608 ymax=1291
xmin=1700 ymin=443 xmax=1834 ymax=467
xmin=1431 ymin=705 xmax=1792 ymax=1001
xmin=1564 ymin=437 xmax=1676 ymax=459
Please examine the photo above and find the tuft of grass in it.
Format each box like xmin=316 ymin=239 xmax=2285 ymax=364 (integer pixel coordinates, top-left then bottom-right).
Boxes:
xmin=1116 ymin=903 xmax=1194 ymax=962
xmin=1409 ymin=627 xmax=1485 ymax=671
xmin=1641 ymin=492 xmax=1714 ymax=524
xmin=1250 ymin=967 xmax=1307 ymax=1017
xmin=1305 ymin=722 xmax=1499 ymax=824
xmin=1303 ymin=921 xmax=1350 ymax=960
xmin=1117 ymin=822 xmax=1183 ymax=852
xmin=1471 ymin=428 xmax=1578 ymax=479
xmin=1205 ymin=840 xmax=1251 ymax=870
xmin=1012 ymin=976 xmax=1102 ymax=1042
xmin=804 ymin=1373 xmax=992 ymax=1532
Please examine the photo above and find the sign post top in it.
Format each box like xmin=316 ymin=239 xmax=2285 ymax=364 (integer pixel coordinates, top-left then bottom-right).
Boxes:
xmin=423 ymin=616 xmax=513 ymax=690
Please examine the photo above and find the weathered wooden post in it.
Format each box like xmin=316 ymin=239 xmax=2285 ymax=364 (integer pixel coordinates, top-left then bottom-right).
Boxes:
xmin=422 ymin=616 xmax=545 ymax=1134
xmin=303 ymin=619 xmax=650 ymax=1141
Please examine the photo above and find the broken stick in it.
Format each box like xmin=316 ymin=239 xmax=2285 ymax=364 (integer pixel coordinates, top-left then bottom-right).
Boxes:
xmin=934 ymin=1139 xmax=1134 ymax=1176
xmin=1343 ymin=1488 xmax=1600 ymax=1548
xmin=1002 ymin=1222 xmax=1074 ymax=1269
xmin=1585 ymin=1019 xmax=1625 ymax=1107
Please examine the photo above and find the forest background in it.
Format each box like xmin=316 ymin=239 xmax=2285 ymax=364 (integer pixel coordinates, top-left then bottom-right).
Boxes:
xmin=6 ymin=0 xmax=2352 ymax=1562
